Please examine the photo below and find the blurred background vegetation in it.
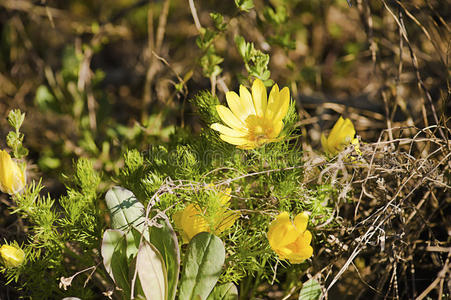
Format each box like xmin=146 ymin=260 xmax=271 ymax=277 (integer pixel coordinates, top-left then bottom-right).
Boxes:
xmin=0 ymin=0 xmax=449 ymax=299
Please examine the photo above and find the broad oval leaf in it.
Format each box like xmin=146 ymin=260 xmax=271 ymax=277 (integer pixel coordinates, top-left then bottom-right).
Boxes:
xmin=124 ymin=227 xmax=145 ymax=260
xmin=105 ymin=186 xmax=146 ymax=232
xmin=101 ymin=229 xmax=131 ymax=295
xmin=298 ymin=279 xmax=322 ymax=300
xmin=179 ymin=232 xmax=225 ymax=300
xmin=136 ymin=240 xmax=168 ymax=300
xmin=149 ymin=212 xmax=180 ymax=300
xmin=206 ymin=283 xmax=238 ymax=300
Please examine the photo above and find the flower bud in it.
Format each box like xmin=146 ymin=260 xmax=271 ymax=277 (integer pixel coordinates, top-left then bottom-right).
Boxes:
xmin=321 ymin=116 xmax=359 ymax=156
xmin=0 ymin=244 xmax=25 ymax=268
xmin=0 ymin=150 xmax=26 ymax=195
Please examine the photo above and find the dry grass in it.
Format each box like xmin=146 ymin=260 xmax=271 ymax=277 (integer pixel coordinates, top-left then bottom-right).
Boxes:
xmin=309 ymin=124 xmax=450 ymax=299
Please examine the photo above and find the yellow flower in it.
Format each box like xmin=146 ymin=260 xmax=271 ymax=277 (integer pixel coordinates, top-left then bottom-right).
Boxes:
xmin=0 ymin=244 xmax=25 ymax=268
xmin=173 ymin=188 xmax=239 ymax=244
xmin=211 ymin=78 xmax=290 ymax=149
xmin=0 ymin=150 xmax=26 ymax=195
xmin=267 ymin=212 xmax=313 ymax=264
xmin=321 ymin=116 xmax=359 ymax=156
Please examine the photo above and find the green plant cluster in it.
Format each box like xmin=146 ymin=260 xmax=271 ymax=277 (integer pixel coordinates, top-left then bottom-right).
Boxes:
xmin=0 ymin=1 xmax=346 ymax=298
xmin=2 ymin=83 xmax=337 ymax=299
xmin=7 ymin=160 xmax=102 ymax=298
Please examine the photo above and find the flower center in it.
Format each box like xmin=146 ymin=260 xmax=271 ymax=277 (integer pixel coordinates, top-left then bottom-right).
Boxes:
xmin=245 ymin=115 xmax=273 ymax=142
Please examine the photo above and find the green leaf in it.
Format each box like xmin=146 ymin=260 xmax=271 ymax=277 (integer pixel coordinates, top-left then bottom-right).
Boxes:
xmin=101 ymin=229 xmax=131 ymax=296
xmin=124 ymin=227 xmax=144 ymax=260
xmin=7 ymin=109 xmax=25 ymax=130
xmin=234 ymin=35 xmax=247 ymax=59
xmin=35 ymin=85 xmax=57 ymax=112
xmin=149 ymin=212 xmax=180 ymax=300
xmin=263 ymin=6 xmax=287 ymax=25
xmin=210 ymin=13 xmax=227 ymax=31
xmin=136 ymin=240 xmax=168 ymax=300
xmin=206 ymin=283 xmax=238 ymax=300
xmin=234 ymin=0 xmax=254 ymax=12
xmin=179 ymin=232 xmax=225 ymax=300
xmin=298 ymin=279 xmax=322 ymax=300
xmin=105 ymin=186 xmax=147 ymax=233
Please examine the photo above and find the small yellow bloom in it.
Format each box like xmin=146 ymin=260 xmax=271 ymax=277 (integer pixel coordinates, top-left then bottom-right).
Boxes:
xmin=173 ymin=188 xmax=239 ymax=244
xmin=0 ymin=244 xmax=25 ymax=268
xmin=321 ymin=116 xmax=359 ymax=156
xmin=211 ymin=78 xmax=290 ymax=149
xmin=0 ymin=150 xmax=26 ymax=195
xmin=267 ymin=212 xmax=313 ymax=264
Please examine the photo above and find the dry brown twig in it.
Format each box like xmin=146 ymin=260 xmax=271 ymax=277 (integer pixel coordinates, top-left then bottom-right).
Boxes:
xmin=142 ymin=0 xmax=171 ymax=121
xmin=317 ymin=122 xmax=449 ymax=298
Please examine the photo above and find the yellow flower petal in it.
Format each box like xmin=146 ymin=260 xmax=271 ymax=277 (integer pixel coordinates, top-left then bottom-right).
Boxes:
xmin=276 ymin=247 xmax=294 ymax=260
xmin=285 ymin=232 xmax=313 ymax=263
xmin=211 ymin=123 xmax=247 ymax=137
xmin=226 ymin=91 xmax=250 ymax=122
xmin=265 ymin=84 xmax=280 ymax=120
xmin=251 ymin=78 xmax=267 ymax=117
xmin=267 ymin=212 xmax=287 ymax=247
xmin=174 ymin=204 xmax=208 ymax=244
xmin=219 ymin=135 xmax=251 ymax=146
xmin=329 ymin=116 xmax=345 ymax=137
xmin=0 ymin=244 xmax=25 ymax=268
xmin=269 ymin=211 xmax=290 ymax=228
xmin=272 ymin=87 xmax=290 ymax=123
xmin=173 ymin=210 xmax=182 ymax=226
xmin=286 ymin=245 xmax=313 ymax=263
xmin=267 ymin=211 xmax=314 ymax=264
xmin=294 ymin=212 xmax=309 ymax=233
xmin=335 ymin=118 xmax=355 ymax=145
xmin=322 ymin=117 xmax=357 ymax=156
xmin=267 ymin=212 xmax=298 ymax=248
xmin=268 ymin=120 xmax=284 ymax=139
xmin=215 ymin=210 xmax=239 ymax=234
xmin=216 ymin=105 xmax=245 ymax=131
xmin=218 ymin=188 xmax=232 ymax=205
xmin=239 ymin=85 xmax=256 ymax=118
xmin=0 ymin=150 xmax=26 ymax=195
xmin=299 ymin=230 xmax=313 ymax=246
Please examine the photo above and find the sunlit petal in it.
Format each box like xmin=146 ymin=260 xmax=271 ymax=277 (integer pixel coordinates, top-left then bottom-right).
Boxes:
xmin=219 ymin=135 xmax=250 ymax=146
xmin=216 ymin=105 xmax=245 ymax=130
xmin=215 ymin=211 xmax=239 ymax=234
xmin=265 ymin=84 xmax=280 ymax=120
xmin=251 ymin=78 xmax=267 ymax=117
xmin=226 ymin=91 xmax=249 ymax=122
xmin=294 ymin=212 xmax=309 ymax=233
xmin=267 ymin=211 xmax=313 ymax=264
xmin=269 ymin=120 xmax=284 ymax=139
xmin=239 ymin=85 xmax=256 ymax=117
xmin=272 ymin=87 xmax=290 ymax=123
xmin=0 ymin=150 xmax=26 ymax=195
xmin=211 ymin=123 xmax=247 ymax=137
xmin=322 ymin=116 xmax=359 ymax=156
